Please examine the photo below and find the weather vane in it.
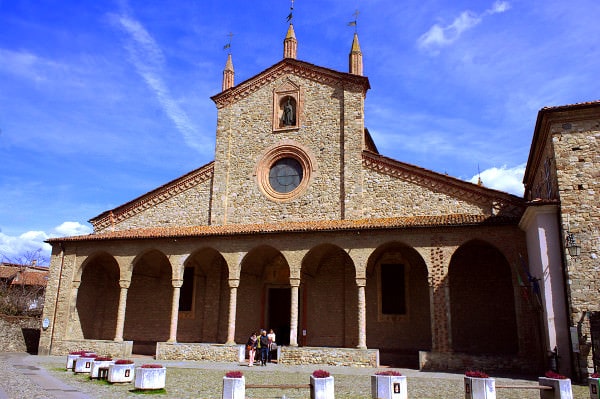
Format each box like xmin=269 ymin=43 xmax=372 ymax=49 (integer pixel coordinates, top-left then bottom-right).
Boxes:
xmin=223 ymin=32 xmax=233 ymax=53
xmin=348 ymin=9 xmax=359 ymax=33
xmin=286 ymin=0 xmax=295 ymax=23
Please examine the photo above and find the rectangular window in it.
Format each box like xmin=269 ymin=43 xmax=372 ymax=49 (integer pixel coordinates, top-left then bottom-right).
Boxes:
xmin=381 ymin=263 xmax=406 ymax=315
xmin=179 ymin=266 xmax=195 ymax=312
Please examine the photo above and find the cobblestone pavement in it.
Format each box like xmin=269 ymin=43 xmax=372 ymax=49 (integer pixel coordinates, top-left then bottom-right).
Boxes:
xmin=0 ymin=352 xmax=590 ymax=398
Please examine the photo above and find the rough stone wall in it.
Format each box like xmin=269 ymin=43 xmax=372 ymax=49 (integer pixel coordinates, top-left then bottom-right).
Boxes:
xmin=363 ymin=169 xmax=489 ymax=217
xmin=527 ymin=128 xmax=559 ymax=201
xmin=552 ymin=119 xmax=600 ymax=371
xmin=0 ymin=315 xmax=39 ymax=353
xmin=211 ymin=73 xmax=364 ymax=225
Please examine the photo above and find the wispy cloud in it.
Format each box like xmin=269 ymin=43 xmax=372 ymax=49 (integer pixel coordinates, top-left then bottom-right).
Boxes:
xmin=469 ymin=163 xmax=525 ymax=196
xmin=112 ymin=14 xmax=210 ymax=154
xmin=417 ymin=1 xmax=511 ymax=54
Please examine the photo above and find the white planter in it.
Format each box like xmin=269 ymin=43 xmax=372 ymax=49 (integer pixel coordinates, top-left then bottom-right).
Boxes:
xmin=589 ymin=377 xmax=600 ymax=399
xmin=539 ymin=377 xmax=573 ymax=399
xmin=310 ymin=375 xmax=335 ymax=399
xmin=108 ymin=363 xmax=135 ymax=383
xmin=371 ymin=375 xmax=407 ymax=399
xmin=134 ymin=367 xmax=166 ymax=390
xmin=90 ymin=360 xmax=114 ymax=379
xmin=464 ymin=376 xmax=496 ymax=399
xmin=74 ymin=356 xmax=96 ymax=374
xmin=66 ymin=354 xmax=80 ymax=370
xmin=222 ymin=376 xmax=245 ymax=399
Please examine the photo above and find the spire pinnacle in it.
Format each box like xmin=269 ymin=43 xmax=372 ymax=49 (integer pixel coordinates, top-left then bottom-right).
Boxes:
xmin=283 ymin=1 xmax=297 ymax=59
xmin=222 ymin=33 xmax=235 ymax=91
xmin=348 ymin=11 xmax=363 ymax=75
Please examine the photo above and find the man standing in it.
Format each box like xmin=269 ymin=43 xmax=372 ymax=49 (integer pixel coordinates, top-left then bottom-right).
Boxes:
xmin=259 ymin=329 xmax=269 ymax=366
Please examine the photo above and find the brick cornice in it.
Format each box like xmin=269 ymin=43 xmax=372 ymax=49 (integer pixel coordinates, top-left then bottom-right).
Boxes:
xmin=362 ymin=151 xmax=525 ymax=217
xmin=90 ymin=162 xmax=214 ymax=231
xmin=211 ymin=59 xmax=370 ymax=109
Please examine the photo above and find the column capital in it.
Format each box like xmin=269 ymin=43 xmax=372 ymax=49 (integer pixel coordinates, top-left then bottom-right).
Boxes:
xmin=355 ymin=278 xmax=366 ymax=287
xmin=228 ymin=279 xmax=240 ymax=288
xmin=172 ymin=279 xmax=183 ymax=288
xmin=290 ymin=278 xmax=301 ymax=287
xmin=119 ymin=280 xmax=131 ymax=289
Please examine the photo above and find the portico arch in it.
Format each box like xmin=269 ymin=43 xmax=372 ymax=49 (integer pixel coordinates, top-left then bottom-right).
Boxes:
xmin=76 ymin=252 xmax=120 ymax=340
xmin=301 ymin=244 xmax=357 ymax=348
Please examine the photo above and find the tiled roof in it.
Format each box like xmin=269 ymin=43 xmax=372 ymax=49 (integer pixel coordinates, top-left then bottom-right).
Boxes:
xmin=48 ymin=214 xmax=519 ymax=243
xmin=0 ymin=264 xmax=49 ymax=287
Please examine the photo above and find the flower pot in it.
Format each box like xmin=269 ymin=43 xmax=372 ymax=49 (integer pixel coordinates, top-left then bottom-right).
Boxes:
xmin=108 ymin=363 xmax=135 ymax=383
xmin=90 ymin=360 xmax=114 ymax=379
xmin=464 ymin=376 xmax=496 ymax=399
xmin=310 ymin=375 xmax=334 ymax=399
xmin=538 ymin=377 xmax=572 ymax=399
xmin=222 ymin=376 xmax=245 ymax=399
xmin=134 ymin=367 xmax=166 ymax=390
xmin=371 ymin=374 xmax=407 ymax=399
xmin=589 ymin=377 xmax=600 ymax=399
xmin=74 ymin=356 xmax=96 ymax=374
xmin=66 ymin=354 xmax=80 ymax=371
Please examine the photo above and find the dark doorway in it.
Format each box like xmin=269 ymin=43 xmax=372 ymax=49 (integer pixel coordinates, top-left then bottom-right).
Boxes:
xmin=268 ymin=288 xmax=290 ymax=346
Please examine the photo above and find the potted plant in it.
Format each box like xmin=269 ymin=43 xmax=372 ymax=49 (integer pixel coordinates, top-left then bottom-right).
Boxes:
xmin=134 ymin=363 xmax=166 ymax=390
xmin=108 ymin=359 xmax=135 ymax=383
xmin=464 ymin=370 xmax=495 ymax=399
xmin=90 ymin=356 xmax=114 ymax=379
xmin=539 ymin=371 xmax=572 ymax=399
xmin=371 ymin=370 xmax=407 ymax=399
xmin=310 ymin=369 xmax=334 ymax=399
xmin=222 ymin=370 xmax=245 ymax=399
xmin=590 ymin=372 xmax=600 ymax=399
xmin=74 ymin=353 xmax=97 ymax=374
xmin=66 ymin=350 xmax=88 ymax=371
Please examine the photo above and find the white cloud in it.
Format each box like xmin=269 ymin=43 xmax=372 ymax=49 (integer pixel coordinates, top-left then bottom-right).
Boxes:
xmin=0 ymin=222 xmax=92 ymax=265
xmin=417 ymin=1 xmax=511 ymax=53
xmin=112 ymin=14 xmax=211 ymax=154
xmin=469 ymin=164 xmax=525 ymax=196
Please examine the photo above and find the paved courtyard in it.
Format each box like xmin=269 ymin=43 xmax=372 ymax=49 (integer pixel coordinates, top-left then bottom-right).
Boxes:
xmin=0 ymin=352 xmax=590 ymax=398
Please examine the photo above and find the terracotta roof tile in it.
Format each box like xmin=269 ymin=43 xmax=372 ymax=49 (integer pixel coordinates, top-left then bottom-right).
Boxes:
xmin=48 ymin=214 xmax=519 ymax=243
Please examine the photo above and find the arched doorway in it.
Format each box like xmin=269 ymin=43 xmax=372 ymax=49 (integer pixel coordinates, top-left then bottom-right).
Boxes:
xmin=77 ymin=252 xmax=120 ymax=340
xmin=236 ymin=246 xmax=291 ymax=345
xmin=301 ymin=244 xmax=357 ymax=347
xmin=124 ymin=250 xmax=172 ymax=355
xmin=178 ymin=248 xmax=229 ymax=343
xmin=449 ymin=240 xmax=518 ymax=354
xmin=366 ymin=242 xmax=431 ymax=367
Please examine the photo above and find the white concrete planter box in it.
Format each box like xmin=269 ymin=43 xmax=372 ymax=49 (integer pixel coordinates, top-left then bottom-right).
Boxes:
xmin=539 ymin=377 xmax=572 ymax=399
xmin=371 ymin=375 xmax=407 ymax=399
xmin=310 ymin=375 xmax=335 ymax=399
xmin=222 ymin=376 xmax=245 ymax=399
xmin=589 ymin=377 xmax=600 ymax=399
xmin=134 ymin=367 xmax=166 ymax=390
xmin=464 ymin=376 xmax=496 ymax=399
xmin=108 ymin=363 xmax=135 ymax=383
xmin=73 ymin=356 xmax=96 ymax=374
xmin=90 ymin=360 xmax=114 ymax=379
xmin=66 ymin=354 xmax=80 ymax=370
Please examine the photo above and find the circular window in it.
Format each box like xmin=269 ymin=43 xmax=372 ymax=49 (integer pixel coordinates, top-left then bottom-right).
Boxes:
xmin=269 ymin=158 xmax=303 ymax=193
xmin=256 ymin=143 xmax=314 ymax=201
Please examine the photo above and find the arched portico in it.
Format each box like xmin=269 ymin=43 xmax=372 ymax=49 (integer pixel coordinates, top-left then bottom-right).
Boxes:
xmin=365 ymin=242 xmax=431 ymax=367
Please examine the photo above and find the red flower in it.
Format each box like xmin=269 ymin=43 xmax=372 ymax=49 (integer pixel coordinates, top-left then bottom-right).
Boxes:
xmin=114 ymin=359 xmax=134 ymax=365
xmin=312 ymin=370 xmax=331 ymax=378
xmin=545 ymin=370 xmax=568 ymax=379
xmin=95 ymin=357 xmax=113 ymax=361
xmin=465 ymin=370 xmax=490 ymax=378
xmin=591 ymin=372 xmax=600 ymax=378
xmin=225 ymin=371 xmax=243 ymax=378
xmin=375 ymin=370 xmax=402 ymax=376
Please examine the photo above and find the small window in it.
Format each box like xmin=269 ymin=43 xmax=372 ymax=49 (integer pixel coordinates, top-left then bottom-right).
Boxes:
xmin=380 ymin=264 xmax=406 ymax=315
xmin=179 ymin=267 xmax=195 ymax=312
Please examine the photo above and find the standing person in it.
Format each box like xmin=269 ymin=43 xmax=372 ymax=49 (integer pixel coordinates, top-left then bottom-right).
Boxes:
xmin=246 ymin=332 xmax=258 ymax=367
xmin=267 ymin=328 xmax=276 ymax=363
xmin=259 ymin=329 xmax=269 ymax=366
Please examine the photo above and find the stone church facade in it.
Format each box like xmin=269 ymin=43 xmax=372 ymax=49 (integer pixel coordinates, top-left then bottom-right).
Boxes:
xmin=39 ymin=23 xmax=599 ymax=378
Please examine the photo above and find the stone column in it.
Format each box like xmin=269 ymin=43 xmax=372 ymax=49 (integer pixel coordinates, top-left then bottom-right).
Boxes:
xmin=168 ymin=279 xmax=183 ymax=343
xmin=226 ymin=279 xmax=239 ymax=345
xmin=356 ymin=278 xmax=367 ymax=349
xmin=114 ymin=280 xmax=130 ymax=342
xmin=289 ymin=278 xmax=300 ymax=347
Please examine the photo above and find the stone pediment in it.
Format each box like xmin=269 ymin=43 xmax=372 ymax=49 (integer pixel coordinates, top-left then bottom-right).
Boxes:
xmin=211 ymin=58 xmax=370 ymax=109
xmin=90 ymin=161 xmax=214 ymax=231
xmin=362 ymin=151 xmax=525 ymax=217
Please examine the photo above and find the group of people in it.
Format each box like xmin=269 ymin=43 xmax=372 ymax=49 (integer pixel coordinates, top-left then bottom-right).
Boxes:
xmin=246 ymin=329 xmax=276 ymax=366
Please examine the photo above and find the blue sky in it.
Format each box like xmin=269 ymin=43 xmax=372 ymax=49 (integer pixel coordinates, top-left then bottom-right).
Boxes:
xmin=1 ymin=0 xmax=599 ymax=263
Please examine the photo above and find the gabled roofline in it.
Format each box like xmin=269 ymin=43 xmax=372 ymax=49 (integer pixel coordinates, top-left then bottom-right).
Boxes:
xmin=524 ymin=101 xmax=600 ymax=188
xmin=89 ymin=161 xmax=215 ymax=231
xmin=211 ymin=58 xmax=370 ymax=109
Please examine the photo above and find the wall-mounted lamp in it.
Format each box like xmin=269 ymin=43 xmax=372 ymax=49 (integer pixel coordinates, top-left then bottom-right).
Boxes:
xmin=566 ymin=232 xmax=581 ymax=257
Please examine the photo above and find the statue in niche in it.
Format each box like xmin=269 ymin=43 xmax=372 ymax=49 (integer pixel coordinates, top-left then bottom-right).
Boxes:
xmin=281 ymin=97 xmax=296 ymax=126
